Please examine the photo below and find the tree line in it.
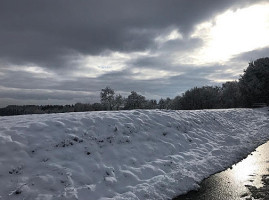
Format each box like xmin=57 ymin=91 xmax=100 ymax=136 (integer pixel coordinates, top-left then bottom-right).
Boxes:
xmin=94 ymin=57 xmax=269 ymax=110
xmin=0 ymin=57 xmax=268 ymax=116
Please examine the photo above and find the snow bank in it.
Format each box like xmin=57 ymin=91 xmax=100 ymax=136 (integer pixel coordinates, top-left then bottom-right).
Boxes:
xmin=0 ymin=108 xmax=268 ymax=200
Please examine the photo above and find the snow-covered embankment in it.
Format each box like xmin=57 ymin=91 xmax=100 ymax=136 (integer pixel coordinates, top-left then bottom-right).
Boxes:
xmin=0 ymin=108 xmax=268 ymax=200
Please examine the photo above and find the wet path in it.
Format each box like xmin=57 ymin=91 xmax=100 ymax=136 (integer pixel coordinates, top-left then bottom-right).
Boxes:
xmin=174 ymin=141 xmax=269 ymax=200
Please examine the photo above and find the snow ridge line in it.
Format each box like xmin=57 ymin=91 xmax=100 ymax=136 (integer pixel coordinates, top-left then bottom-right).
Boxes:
xmin=0 ymin=108 xmax=268 ymax=200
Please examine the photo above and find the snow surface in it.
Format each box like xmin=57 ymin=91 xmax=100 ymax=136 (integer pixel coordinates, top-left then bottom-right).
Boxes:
xmin=0 ymin=108 xmax=269 ymax=200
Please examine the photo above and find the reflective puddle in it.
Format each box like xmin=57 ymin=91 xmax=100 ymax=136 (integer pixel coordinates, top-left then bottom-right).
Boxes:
xmin=174 ymin=141 xmax=269 ymax=200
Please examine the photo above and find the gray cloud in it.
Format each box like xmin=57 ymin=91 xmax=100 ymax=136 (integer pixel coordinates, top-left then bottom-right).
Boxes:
xmin=0 ymin=0 xmax=266 ymax=107
xmin=0 ymin=70 xmax=59 ymax=90
xmin=0 ymin=88 xmax=93 ymax=101
xmin=127 ymin=38 xmax=203 ymax=71
xmin=57 ymin=64 xmax=234 ymax=98
xmin=0 ymin=62 xmax=234 ymax=105
xmin=232 ymin=46 xmax=269 ymax=63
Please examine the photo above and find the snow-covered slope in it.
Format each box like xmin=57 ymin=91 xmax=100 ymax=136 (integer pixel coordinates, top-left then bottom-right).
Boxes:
xmin=0 ymin=108 xmax=268 ymax=200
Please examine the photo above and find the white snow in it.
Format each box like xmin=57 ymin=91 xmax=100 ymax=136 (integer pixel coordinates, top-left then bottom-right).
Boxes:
xmin=0 ymin=108 xmax=268 ymax=200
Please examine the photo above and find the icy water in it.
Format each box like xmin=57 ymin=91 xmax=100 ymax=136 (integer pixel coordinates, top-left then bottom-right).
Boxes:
xmin=174 ymin=141 xmax=269 ymax=200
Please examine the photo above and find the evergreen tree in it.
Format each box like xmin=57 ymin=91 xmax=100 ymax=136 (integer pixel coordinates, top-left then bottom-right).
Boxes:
xmin=124 ymin=91 xmax=146 ymax=109
xmin=239 ymin=57 xmax=269 ymax=107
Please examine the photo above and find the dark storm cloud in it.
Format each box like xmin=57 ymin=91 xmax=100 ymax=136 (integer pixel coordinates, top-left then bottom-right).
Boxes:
xmin=0 ymin=0 xmax=262 ymax=69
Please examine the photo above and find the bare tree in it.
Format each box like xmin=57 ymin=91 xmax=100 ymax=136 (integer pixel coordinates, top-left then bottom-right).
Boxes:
xmin=100 ymin=87 xmax=115 ymax=110
xmin=114 ymin=94 xmax=124 ymax=110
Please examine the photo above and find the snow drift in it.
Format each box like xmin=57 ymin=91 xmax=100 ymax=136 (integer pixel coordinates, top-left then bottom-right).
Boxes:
xmin=0 ymin=108 xmax=268 ymax=200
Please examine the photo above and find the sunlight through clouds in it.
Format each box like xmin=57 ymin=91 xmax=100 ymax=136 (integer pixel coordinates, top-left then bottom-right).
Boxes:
xmin=131 ymin=68 xmax=182 ymax=80
xmin=155 ymin=29 xmax=183 ymax=44
xmin=2 ymin=64 xmax=56 ymax=78
xmin=74 ymin=51 xmax=150 ymax=78
xmin=191 ymin=3 xmax=269 ymax=64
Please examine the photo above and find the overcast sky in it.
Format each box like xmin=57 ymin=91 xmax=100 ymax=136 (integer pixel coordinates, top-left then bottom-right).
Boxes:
xmin=0 ymin=0 xmax=269 ymax=107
